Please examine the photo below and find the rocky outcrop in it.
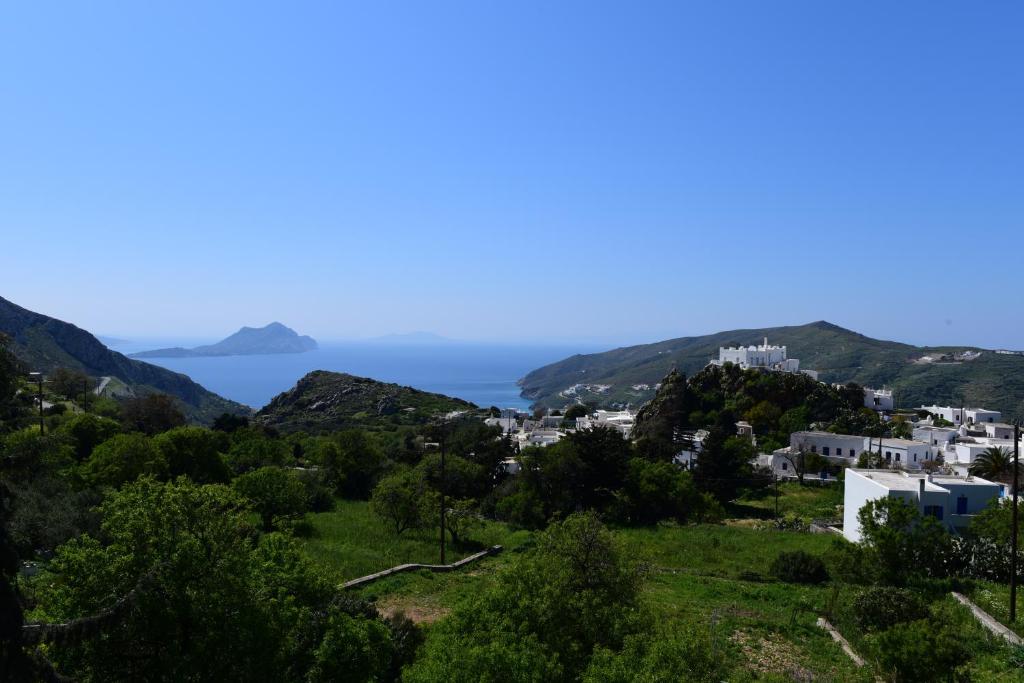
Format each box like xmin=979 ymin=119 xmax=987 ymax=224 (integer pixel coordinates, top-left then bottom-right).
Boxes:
xmin=255 ymin=370 xmax=476 ymax=433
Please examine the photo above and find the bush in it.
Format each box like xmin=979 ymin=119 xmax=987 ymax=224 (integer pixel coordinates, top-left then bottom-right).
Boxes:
xmin=852 ymin=587 xmax=928 ymax=632
xmin=770 ymin=550 xmax=829 ymax=584
xmin=864 ymin=616 xmax=970 ymax=682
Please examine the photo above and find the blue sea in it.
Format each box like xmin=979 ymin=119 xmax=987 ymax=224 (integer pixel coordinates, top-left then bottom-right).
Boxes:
xmin=106 ymin=340 xmax=600 ymax=410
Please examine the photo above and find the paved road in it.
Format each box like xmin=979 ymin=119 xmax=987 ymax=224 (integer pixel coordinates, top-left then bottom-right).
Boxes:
xmin=94 ymin=376 xmax=112 ymax=396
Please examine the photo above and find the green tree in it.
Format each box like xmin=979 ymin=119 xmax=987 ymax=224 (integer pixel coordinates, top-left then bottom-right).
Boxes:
xmin=225 ymin=433 xmax=291 ymax=474
xmin=307 ymin=608 xmax=394 ymax=682
xmin=857 ymin=497 xmax=952 ymax=584
xmin=60 ymin=412 xmax=122 ymax=461
xmin=694 ymin=432 xmax=757 ymax=501
xmin=968 ymin=446 xmax=1017 ymax=484
xmin=154 ymin=426 xmax=231 ymax=483
xmin=48 ymin=367 xmax=93 ymax=401
xmin=120 ymin=393 xmax=186 ymax=435
xmin=82 ymin=432 xmax=168 ymax=488
xmin=440 ymin=497 xmax=483 ymax=546
xmin=23 ymin=478 xmax=405 ymax=681
xmin=405 ymin=513 xmax=646 ymax=682
xmin=335 ymin=429 xmax=385 ymax=499
xmin=371 ymin=469 xmax=431 ymax=535
xmin=234 ymin=466 xmax=310 ymax=532
xmin=0 ymin=333 xmax=24 ymax=430
xmin=617 ymin=458 xmax=708 ymax=524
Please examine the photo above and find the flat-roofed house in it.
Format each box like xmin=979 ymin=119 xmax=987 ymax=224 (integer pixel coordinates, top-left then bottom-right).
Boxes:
xmin=843 ymin=469 xmax=1003 ymax=542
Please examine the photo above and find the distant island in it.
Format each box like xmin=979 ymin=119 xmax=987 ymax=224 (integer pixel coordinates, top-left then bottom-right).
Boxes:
xmin=130 ymin=322 xmax=318 ymax=359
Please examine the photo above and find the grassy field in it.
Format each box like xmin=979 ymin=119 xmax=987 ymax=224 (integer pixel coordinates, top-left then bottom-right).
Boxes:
xmin=732 ymin=481 xmax=844 ymax=520
xmin=615 ymin=521 xmax=839 ymax=578
xmin=298 ymin=499 xmax=531 ymax=582
xmin=300 ymin=490 xmax=1024 ymax=680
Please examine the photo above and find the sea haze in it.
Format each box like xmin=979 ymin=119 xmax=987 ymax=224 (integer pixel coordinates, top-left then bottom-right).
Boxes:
xmin=106 ymin=340 xmax=602 ymax=410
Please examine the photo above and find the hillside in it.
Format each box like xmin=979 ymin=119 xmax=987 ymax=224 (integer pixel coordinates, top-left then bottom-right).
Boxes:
xmin=255 ymin=370 xmax=477 ymax=432
xmin=131 ymin=322 xmax=317 ymax=358
xmin=0 ymin=296 xmax=251 ymax=424
xmin=519 ymin=321 xmax=1024 ymax=418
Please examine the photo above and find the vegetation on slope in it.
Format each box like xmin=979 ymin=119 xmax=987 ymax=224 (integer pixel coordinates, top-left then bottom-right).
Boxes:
xmin=0 ymin=296 xmax=250 ymax=424
xmin=255 ymin=370 xmax=477 ymax=433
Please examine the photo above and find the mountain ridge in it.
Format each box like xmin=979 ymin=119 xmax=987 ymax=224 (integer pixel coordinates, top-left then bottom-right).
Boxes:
xmin=0 ymin=296 xmax=252 ymax=424
xmin=519 ymin=321 xmax=1024 ymax=418
xmin=130 ymin=322 xmax=317 ymax=358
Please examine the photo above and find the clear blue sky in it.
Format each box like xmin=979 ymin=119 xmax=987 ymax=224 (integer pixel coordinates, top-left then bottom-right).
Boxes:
xmin=1 ymin=2 xmax=1020 ymax=348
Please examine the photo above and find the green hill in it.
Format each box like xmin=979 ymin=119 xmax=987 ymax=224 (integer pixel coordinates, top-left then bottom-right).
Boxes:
xmin=255 ymin=370 xmax=477 ymax=433
xmin=519 ymin=321 xmax=1024 ymax=419
xmin=0 ymin=295 xmax=252 ymax=424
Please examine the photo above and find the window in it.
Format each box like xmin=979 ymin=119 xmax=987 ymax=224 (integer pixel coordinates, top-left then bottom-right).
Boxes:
xmin=886 ymin=451 xmax=892 ymax=459
xmin=896 ymin=453 xmax=901 ymax=462
xmin=957 ymin=496 xmax=968 ymax=515
xmin=823 ymin=446 xmax=830 ymax=456
xmin=782 ymin=462 xmax=788 ymax=471
xmin=913 ymin=454 xmax=917 ymax=462
xmin=924 ymin=505 xmax=944 ymax=520
xmin=811 ymin=445 xmax=817 ymax=453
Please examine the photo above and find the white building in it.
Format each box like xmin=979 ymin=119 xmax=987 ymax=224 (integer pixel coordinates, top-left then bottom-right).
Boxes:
xmin=912 ymin=425 xmax=958 ymax=460
xmin=984 ymin=422 xmax=1017 ymax=440
xmin=673 ymin=429 xmax=708 ymax=470
xmin=843 ymin=469 xmax=1003 ymax=542
xmin=519 ymin=428 xmax=563 ymax=449
xmin=593 ymin=409 xmax=635 ymax=437
xmin=920 ymin=405 xmax=1002 ymax=425
xmin=871 ymin=438 xmax=932 ymax=469
xmin=864 ymin=387 xmax=894 ymax=412
xmin=484 ymin=416 xmax=518 ymax=434
xmin=712 ymin=338 xmax=818 ymax=380
xmin=789 ymin=431 xmax=866 ymax=462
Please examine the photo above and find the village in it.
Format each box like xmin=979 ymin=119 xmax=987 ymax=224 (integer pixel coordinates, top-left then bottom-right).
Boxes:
xmin=487 ymin=338 xmax=1020 ymax=545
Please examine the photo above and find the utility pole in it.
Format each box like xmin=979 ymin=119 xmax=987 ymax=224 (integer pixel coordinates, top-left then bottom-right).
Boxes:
xmin=774 ymin=473 xmax=779 ymax=518
xmin=439 ymin=424 xmax=447 ymax=565
xmin=30 ymin=372 xmax=44 ymax=434
xmin=1012 ymin=420 xmax=1020 ymax=622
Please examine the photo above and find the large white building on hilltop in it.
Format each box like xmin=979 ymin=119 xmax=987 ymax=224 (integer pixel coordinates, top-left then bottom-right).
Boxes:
xmin=712 ymin=338 xmax=819 ymax=380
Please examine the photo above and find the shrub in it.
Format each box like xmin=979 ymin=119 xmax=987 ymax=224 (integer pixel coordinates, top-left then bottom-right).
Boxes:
xmin=770 ymin=550 xmax=829 ymax=584
xmin=852 ymin=587 xmax=928 ymax=632
xmin=864 ymin=617 xmax=970 ymax=682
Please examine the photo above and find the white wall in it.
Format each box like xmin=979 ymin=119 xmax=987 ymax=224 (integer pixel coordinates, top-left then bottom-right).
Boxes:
xmin=843 ymin=471 xmax=890 ymax=543
xmin=790 ymin=432 xmax=866 ymax=460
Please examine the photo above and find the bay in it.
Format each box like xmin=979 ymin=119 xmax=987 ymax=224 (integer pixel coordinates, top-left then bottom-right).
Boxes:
xmin=108 ymin=340 xmax=598 ymax=410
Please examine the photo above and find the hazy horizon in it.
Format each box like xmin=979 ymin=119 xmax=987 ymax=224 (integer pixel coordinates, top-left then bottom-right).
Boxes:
xmin=3 ymin=2 xmax=1021 ymax=349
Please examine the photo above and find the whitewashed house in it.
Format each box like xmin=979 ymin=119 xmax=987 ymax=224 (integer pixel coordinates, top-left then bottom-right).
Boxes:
xmin=871 ymin=438 xmax=932 ymax=469
xmin=864 ymin=387 xmax=894 ymax=412
xmin=920 ymin=405 xmax=1002 ymax=425
xmin=843 ymin=469 xmax=1003 ymax=542
xmin=593 ymin=410 xmax=635 ymax=437
xmin=788 ymin=431 xmax=865 ymax=462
